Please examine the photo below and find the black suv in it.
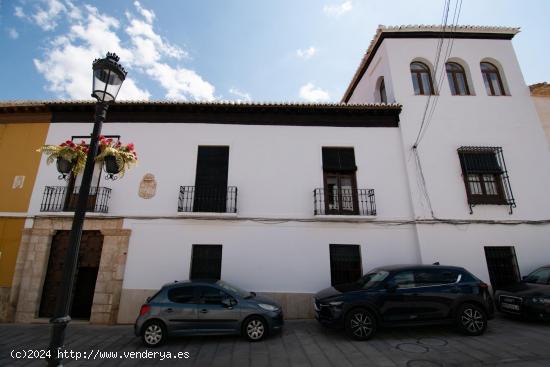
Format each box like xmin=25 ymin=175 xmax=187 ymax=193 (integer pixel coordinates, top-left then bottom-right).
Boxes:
xmin=314 ymin=265 xmax=494 ymax=340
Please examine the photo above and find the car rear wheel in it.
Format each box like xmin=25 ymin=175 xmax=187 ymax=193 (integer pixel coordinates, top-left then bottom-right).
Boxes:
xmin=457 ymin=303 xmax=487 ymax=336
xmin=142 ymin=320 xmax=167 ymax=347
xmin=345 ymin=308 xmax=377 ymax=341
xmin=243 ymin=316 xmax=267 ymax=342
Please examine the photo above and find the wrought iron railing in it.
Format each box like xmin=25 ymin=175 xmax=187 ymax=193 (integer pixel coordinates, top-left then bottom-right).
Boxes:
xmin=40 ymin=186 xmax=111 ymax=213
xmin=178 ymin=186 xmax=238 ymax=213
xmin=314 ymin=188 xmax=376 ymax=216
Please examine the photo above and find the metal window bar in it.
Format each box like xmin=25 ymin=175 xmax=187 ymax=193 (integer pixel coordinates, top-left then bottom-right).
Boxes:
xmin=40 ymin=186 xmax=111 ymax=213
xmin=314 ymin=188 xmax=376 ymax=216
xmin=457 ymin=146 xmax=516 ymax=214
xmin=178 ymin=186 xmax=238 ymax=213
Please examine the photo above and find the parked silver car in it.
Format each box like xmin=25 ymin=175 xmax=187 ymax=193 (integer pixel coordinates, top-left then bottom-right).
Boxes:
xmin=134 ymin=279 xmax=284 ymax=347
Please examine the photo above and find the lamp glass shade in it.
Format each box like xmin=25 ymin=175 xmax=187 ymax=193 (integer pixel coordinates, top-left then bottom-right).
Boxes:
xmin=91 ymin=53 xmax=126 ymax=103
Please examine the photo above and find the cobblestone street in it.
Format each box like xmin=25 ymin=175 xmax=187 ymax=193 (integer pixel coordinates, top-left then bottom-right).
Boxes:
xmin=1 ymin=315 xmax=550 ymax=366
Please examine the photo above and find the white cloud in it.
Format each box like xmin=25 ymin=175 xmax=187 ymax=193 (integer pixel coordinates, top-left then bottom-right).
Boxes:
xmin=323 ymin=1 xmax=352 ymax=17
xmin=133 ymin=1 xmax=155 ymax=24
xmin=14 ymin=6 xmax=25 ymax=18
xmin=147 ymin=63 xmax=215 ymax=101
xmin=228 ymin=88 xmax=251 ymax=102
xmin=299 ymin=83 xmax=330 ymax=102
xmin=296 ymin=46 xmax=317 ymax=59
xmin=33 ymin=4 xmax=148 ymax=100
xmin=33 ymin=0 xmax=67 ymax=31
xmin=126 ymin=10 xmax=187 ymax=62
xmin=8 ymin=28 xmax=19 ymax=39
xmin=30 ymin=1 xmax=215 ymax=101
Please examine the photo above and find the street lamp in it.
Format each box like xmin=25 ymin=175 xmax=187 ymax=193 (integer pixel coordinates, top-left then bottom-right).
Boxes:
xmin=47 ymin=53 xmax=126 ymax=367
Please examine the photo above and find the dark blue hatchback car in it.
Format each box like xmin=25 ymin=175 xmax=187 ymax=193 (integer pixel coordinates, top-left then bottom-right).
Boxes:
xmin=135 ymin=280 xmax=283 ymax=347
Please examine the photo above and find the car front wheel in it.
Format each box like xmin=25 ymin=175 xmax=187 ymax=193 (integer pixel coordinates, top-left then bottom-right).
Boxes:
xmin=142 ymin=320 xmax=167 ymax=347
xmin=243 ymin=316 xmax=267 ymax=342
xmin=457 ymin=303 xmax=487 ymax=336
xmin=345 ymin=308 xmax=377 ymax=341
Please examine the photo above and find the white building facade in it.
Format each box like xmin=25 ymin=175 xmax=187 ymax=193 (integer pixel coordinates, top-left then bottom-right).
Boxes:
xmin=345 ymin=25 xmax=550 ymax=298
xmin=9 ymin=25 xmax=550 ymax=324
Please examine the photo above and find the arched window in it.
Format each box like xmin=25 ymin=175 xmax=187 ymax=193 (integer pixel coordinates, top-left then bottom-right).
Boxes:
xmin=410 ymin=62 xmax=434 ymax=95
xmin=379 ymin=78 xmax=387 ymax=103
xmin=481 ymin=62 xmax=505 ymax=96
xmin=446 ymin=62 xmax=470 ymax=95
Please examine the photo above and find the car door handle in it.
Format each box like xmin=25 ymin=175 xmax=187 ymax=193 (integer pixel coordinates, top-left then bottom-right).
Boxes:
xmin=200 ymin=309 xmax=208 ymax=314
xmin=165 ymin=308 xmax=174 ymax=313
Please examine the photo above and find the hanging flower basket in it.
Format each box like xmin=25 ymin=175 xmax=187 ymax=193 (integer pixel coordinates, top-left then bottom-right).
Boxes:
xmin=56 ymin=157 xmax=74 ymax=175
xmin=37 ymin=140 xmax=89 ymax=176
xmin=95 ymin=136 xmax=138 ymax=177
xmin=104 ymin=155 xmax=121 ymax=174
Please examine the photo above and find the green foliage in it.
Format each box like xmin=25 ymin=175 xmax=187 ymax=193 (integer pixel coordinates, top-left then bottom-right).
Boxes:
xmin=37 ymin=140 xmax=88 ymax=175
xmin=94 ymin=136 xmax=138 ymax=177
xmin=37 ymin=137 xmax=138 ymax=177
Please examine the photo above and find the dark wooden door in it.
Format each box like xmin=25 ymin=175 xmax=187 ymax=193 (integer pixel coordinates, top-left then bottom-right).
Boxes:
xmin=484 ymin=246 xmax=521 ymax=289
xmin=193 ymin=146 xmax=229 ymax=212
xmin=39 ymin=231 xmax=104 ymax=319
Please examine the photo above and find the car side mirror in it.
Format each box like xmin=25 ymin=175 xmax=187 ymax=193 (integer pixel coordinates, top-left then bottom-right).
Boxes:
xmin=521 ymin=276 xmax=527 ymax=281
xmin=385 ymin=281 xmax=397 ymax=293
xmin=222 ymin=298 xmax=236 ymax=308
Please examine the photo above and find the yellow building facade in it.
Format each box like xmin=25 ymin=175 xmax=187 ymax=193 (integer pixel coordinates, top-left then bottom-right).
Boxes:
xmin=0 ymin=102 xmax=50 ymax=321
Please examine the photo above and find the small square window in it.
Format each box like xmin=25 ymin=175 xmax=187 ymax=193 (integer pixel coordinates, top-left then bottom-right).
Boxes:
xmin=190 ymin=245 xmax=222 ymax=280
xmin=329 ymin=244 xmax=362 ymax=286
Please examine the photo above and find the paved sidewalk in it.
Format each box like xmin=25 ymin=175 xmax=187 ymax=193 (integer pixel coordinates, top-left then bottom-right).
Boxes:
xmin=1 ymin=315 xmax=550 ymax=366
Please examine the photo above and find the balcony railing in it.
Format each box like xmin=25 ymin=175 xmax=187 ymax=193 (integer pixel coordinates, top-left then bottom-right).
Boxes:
xmin=178 ymin=186 xmax=238 ymax=213
xmin=40 ymin=186 xmax=111 ymax=213
xmin=314 ymin=188 xmax=376 ymax=216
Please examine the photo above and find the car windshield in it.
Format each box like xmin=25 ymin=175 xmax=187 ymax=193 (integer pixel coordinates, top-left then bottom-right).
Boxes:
xmin=524 ymin=267 xmax=550 ymax=285
xmin=356 ymin=270 xmax=390 ymax=289
xmin=216 ymin=280 xmax=253 ymax=298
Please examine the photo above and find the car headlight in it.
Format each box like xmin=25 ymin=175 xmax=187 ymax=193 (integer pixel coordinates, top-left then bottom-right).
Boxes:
xmin=258 ymin=303 xmax=279 ymax=312
xmin=531 ymin=297 xmax=550 ymax=304
xmin=328 ymin=301 xmax=344 ymax=307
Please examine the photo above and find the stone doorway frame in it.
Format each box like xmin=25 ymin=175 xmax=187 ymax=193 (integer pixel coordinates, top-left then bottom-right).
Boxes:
xmin=11 ymin=217 xmax=130 ymax=324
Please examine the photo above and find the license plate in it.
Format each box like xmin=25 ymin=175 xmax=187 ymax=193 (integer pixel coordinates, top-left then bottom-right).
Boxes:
xmin=501 ymin=303 xmax=520 ymax=311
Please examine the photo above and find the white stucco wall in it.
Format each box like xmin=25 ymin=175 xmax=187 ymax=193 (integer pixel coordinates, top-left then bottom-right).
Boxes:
xmin=29 ymin=121 xmax=422 ymax=292
xmin=381 ymin=37 xmax=550 ymax=220
xmin=30 ymin=122 xmax=414 ymax=220
xmin=347 ymin=35 xmax=550 ymax=281
xmin=122 ymin=219 xmax=420 ymax=293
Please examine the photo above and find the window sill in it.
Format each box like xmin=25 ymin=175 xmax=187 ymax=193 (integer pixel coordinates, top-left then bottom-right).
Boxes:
xmin=37 ymin=211 xmax=109 ymax=216
xmin=176 ymin=212 xmax=238 ymax=218
xmin=314 ymin=214 xmax=377 ymax=221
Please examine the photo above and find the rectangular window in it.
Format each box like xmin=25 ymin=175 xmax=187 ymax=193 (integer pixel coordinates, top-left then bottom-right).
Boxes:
xmin=484 ymin=246 xmax=520 ymax=289
xmin=329 ymin=244 xmax=362 ymax=286
xmin=194 ymin=146 xmax=229 ymax=212
xmin=322 ymin=148 xmax=358 ymax=215
xmin=190 ymin=245 xmax=222 ymax=280
xmin=457 ymin=146 xmax=515 ymax=213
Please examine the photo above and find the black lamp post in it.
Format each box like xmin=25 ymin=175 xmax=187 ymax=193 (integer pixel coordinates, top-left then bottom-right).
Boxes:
xmin=47 ymin=53 xmax=126 ymax=367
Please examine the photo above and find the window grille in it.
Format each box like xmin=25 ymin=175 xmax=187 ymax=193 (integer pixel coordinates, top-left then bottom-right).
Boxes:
xmin=457 ymin=146 xmax=515 ymax=214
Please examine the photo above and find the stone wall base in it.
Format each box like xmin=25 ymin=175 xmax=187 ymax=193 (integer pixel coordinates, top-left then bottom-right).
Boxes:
xmin=0 ymin=287 xmax=14 ymax=322
xmin=117 ymin=288 xmax=315 ymax=324
xmin=12 ymin=218 xmax=130 ymax=325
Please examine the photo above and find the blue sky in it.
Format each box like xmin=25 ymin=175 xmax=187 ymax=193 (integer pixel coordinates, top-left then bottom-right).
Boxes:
xmin=0 ymin=0 xmax=549 ymax=102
